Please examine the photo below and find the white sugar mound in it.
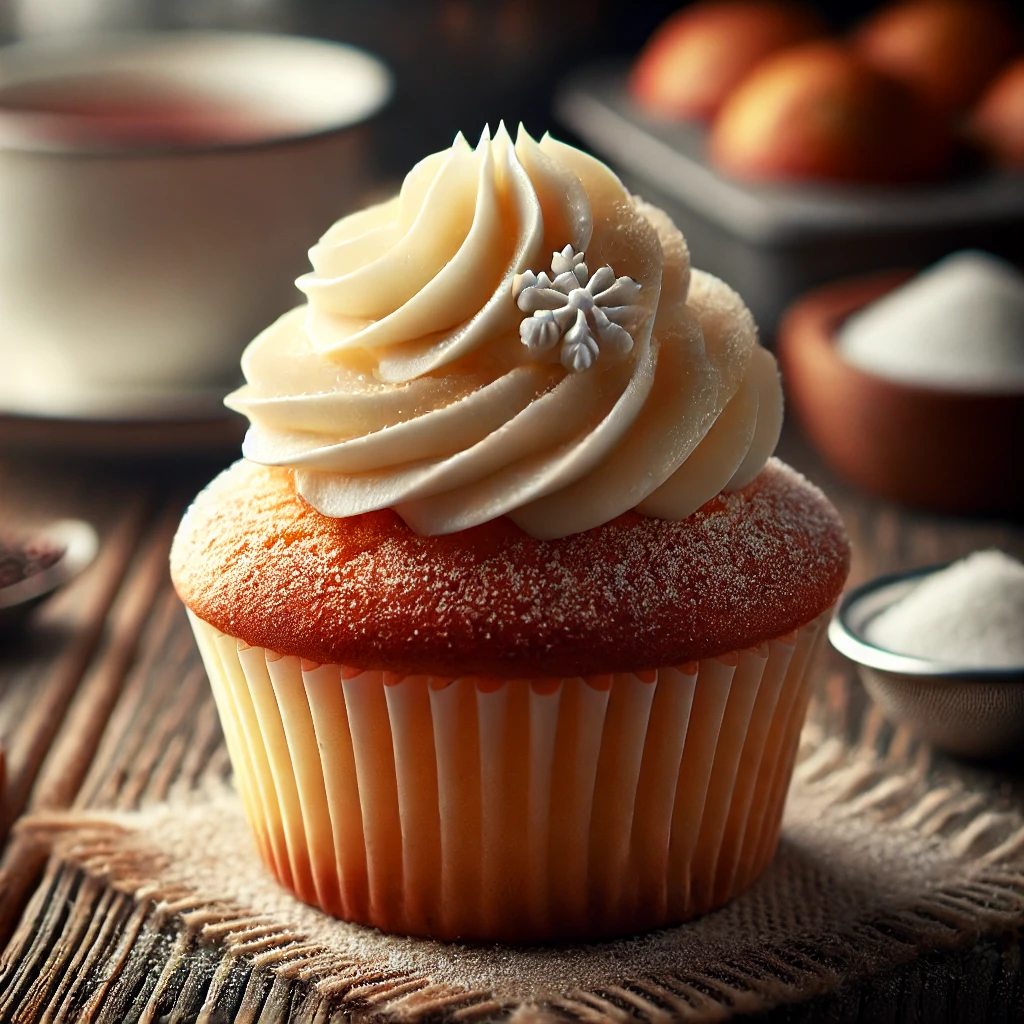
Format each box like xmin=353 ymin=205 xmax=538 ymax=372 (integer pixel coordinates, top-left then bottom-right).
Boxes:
xmin=838 ymin=251 xmax=1024 ymax=391
xmin=866 ymin=549 xmax=1024 ymax=668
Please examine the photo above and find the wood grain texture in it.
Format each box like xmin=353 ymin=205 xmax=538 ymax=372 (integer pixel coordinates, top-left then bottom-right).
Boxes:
xmin=0 ymin=430 xmax=1021 ymax=1023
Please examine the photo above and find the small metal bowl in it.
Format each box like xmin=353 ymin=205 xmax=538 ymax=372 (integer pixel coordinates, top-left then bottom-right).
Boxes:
xmin=829 ymin=564 xmax=1024 ymax=759
xmin=0 ymin=518 xmax=98 ymax=629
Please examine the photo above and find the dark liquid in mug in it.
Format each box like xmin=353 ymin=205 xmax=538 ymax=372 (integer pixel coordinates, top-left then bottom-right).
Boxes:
xmin=0 ymin=73 xmax=291 ymax=148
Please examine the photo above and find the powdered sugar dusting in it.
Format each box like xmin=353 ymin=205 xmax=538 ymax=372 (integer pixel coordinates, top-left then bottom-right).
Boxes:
xmin=171 ymin=458 xmax=849 ymax=677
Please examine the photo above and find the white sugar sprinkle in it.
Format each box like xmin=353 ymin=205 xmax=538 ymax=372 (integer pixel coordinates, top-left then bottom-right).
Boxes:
xmin=838 ymin=251 xmax=1024 ymax=392
xmin=866 ymin=550 xmax=1024 ymax=668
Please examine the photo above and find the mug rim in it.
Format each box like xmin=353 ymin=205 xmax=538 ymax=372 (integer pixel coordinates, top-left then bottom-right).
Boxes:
xmin=0 ymin=29 xmax=393 ymax=159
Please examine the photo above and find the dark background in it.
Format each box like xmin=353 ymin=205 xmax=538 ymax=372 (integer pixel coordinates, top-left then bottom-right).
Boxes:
xmin=0 ymin=0 xmax=911 ymax=170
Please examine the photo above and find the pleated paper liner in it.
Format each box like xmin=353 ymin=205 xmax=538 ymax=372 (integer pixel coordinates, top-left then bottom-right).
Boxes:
xmin=188 ymin=609 xmax=828 ymax=942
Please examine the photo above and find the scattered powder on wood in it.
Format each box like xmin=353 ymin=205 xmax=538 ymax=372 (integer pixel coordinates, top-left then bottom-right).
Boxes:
xmin=866 ymin=549 xmax=1024 ymax=668
xmin=838 ymin=251 xmax=1024 ymax=391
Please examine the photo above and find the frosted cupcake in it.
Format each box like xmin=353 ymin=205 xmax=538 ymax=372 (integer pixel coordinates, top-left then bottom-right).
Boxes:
xmin=171 ymin=125 xmax=849 ymax=942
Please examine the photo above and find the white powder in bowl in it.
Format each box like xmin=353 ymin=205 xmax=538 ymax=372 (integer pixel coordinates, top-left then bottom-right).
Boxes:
xmin=866 ymin=549 xmax=1024 ymax=668
xmin=838 ymin=251 xmax=1024 ymax=391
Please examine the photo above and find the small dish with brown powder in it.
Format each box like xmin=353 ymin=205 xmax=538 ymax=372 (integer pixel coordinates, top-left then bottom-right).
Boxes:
xmin=0 ymin=519 xmax=98 ymax=627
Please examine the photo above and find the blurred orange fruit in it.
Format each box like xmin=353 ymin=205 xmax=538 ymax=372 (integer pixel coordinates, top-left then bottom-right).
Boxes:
xmin=630 ymin=0 xmax=824 ymax=121
xmin=708 ymin=42 xmax=953 ymax=183
xmin=854 ymin=0 xmax=1021 ymax=115
xmin=971 ymin=58 xmax=1024 ymax=168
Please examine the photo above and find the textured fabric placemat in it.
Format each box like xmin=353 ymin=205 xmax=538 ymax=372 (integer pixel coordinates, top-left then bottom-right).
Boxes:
xmin=20 ymin=723 xmax=1024 ymax=1023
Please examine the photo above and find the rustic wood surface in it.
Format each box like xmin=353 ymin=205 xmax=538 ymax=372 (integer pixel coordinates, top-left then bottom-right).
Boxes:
xmin=0 ymin=430 xmax=1021 ymax=1023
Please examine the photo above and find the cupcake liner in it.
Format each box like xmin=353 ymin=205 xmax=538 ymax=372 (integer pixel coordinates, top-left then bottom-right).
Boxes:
xmin=188 ymin=609 xmax=828 ymax=942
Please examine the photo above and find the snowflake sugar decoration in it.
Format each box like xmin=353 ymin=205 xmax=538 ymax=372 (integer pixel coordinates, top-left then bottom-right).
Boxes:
xmin=512 ymin=245 xmax=642 ymax=372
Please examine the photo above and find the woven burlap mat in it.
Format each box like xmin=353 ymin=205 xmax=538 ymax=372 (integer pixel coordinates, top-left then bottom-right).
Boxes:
xmin=20 ymin=722 xmax=1024 ymax=1022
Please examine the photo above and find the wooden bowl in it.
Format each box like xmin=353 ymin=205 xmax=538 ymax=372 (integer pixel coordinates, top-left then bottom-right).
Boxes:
xmin=777 ymin=271 xmax=1024 ymax=515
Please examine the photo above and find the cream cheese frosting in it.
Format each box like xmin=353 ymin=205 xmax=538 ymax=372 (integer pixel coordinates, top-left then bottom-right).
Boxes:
xmin=226 ymin=124 xmax=783 ymax=539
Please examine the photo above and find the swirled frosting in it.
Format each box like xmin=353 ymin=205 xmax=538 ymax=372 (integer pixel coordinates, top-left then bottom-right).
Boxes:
xmin=226 ymin=124 xmax=783 ymax=539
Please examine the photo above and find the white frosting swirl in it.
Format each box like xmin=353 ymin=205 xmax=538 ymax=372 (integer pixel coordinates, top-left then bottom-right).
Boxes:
xmin=226 ymin=124 xmax=783 ymax=538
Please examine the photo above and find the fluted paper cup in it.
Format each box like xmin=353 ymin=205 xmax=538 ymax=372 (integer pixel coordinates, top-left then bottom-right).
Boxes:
xmin=188 ymin=609 xmax=828 ymax=942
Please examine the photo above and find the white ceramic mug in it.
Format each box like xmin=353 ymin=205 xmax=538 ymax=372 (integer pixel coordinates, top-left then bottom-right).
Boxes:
xmin=0 ymin=32 xmax=391 ymax=418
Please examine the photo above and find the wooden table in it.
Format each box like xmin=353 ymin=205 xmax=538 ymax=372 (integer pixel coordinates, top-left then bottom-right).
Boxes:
xmin=0 ymin=428 xmax=1021 ymax=1024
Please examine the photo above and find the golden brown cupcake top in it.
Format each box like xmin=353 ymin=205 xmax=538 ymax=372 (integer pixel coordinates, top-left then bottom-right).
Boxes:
xmin=171 ymin=458 xmax=849 ymax=677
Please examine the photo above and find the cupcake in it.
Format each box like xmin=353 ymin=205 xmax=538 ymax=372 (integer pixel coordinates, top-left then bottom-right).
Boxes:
xmin=171 ymin=124 xmax=849 ymax=942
